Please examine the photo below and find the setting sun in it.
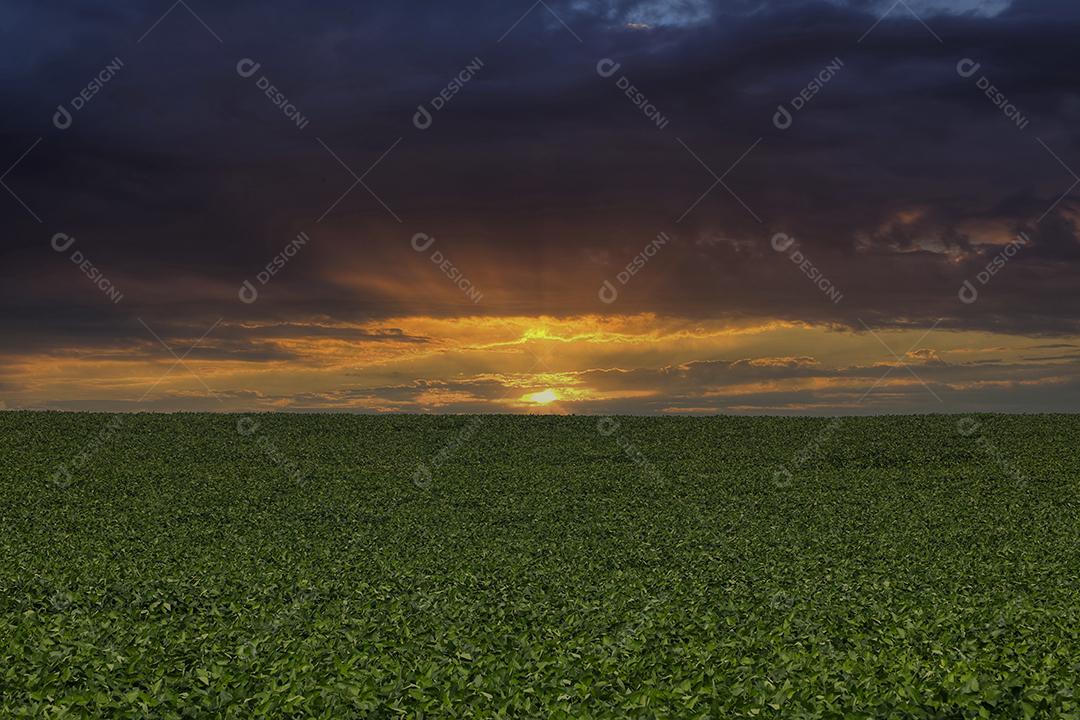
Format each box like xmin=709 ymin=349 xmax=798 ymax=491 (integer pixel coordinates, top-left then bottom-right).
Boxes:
xmin=524 ymin=388 xmax=559 ymax=405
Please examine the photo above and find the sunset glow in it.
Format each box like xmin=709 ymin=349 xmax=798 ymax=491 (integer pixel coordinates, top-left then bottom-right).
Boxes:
xmin=525 ymin=389 xmax=559 ymax=405
xmin=2 ymin=0 xmax=1079 ymax=414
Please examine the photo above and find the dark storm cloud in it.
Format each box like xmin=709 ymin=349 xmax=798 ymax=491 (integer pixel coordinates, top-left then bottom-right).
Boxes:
xmin=2 ymin=0 xmax=1080 ymax=358
xmin=0 ymin=306 xmax=429 ymax=360
xmin=566 ymin=351 xmax=1080 ymax=415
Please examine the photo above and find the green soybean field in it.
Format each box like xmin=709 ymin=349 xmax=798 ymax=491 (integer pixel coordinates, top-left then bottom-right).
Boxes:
xmin=2 ymin=412 xmax=1080 ymax=718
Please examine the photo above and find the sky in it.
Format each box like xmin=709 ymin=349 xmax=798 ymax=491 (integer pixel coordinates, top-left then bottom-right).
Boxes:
xmin=2 ymin=0 xmax=1079 ymax=414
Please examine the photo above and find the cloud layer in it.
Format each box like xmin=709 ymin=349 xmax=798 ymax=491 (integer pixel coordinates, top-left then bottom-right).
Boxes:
xmin=2 ymin=0 xmax=1079 ymax=412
